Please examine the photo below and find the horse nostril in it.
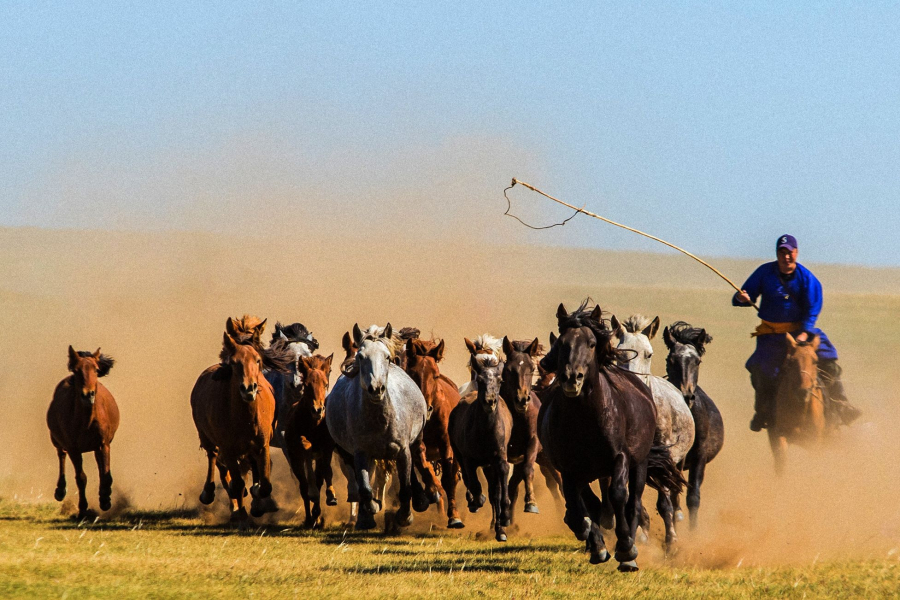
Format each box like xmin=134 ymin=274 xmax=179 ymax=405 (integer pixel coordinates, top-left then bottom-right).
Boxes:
xmin=576 ymin=372 xmax=584 ymax=381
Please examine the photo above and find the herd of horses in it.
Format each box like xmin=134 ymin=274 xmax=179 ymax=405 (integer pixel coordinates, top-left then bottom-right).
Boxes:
xmin=45 ymin=299 xmax=827 ymax=572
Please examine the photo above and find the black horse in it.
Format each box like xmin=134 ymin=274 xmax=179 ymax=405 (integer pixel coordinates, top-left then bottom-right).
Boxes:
xmin=663 ymin=321 xmax=725 ymax=530
xmin=539 ymin=301 xmax=684 ymax=571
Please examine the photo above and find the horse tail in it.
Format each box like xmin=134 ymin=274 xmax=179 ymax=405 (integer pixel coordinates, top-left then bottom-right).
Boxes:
xmin=646 ymin=444 xmax=687 ymax=495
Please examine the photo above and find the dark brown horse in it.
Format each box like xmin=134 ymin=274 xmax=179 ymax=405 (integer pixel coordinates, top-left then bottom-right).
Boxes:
xmin=768 ymin=333 xmax=828 ymax=475
xmin=191 ymin=321 xmax=293 ymax=521
xmin=282 ymin=354 xmax=336 ymax=528
xmin=538 ymin=301 xmax=684 ymax=571
xmin=48 ymin=347 xmax=120 ymax=519
xmin=449 ymin=352 xmax=513 ymax=541
xmin=499 ymin=336 xmax=543 ymax=517
xmin=404 ymin=337 xmax=463 ymax=528
xmin=663 ymin=321 xmax=725 ymax=530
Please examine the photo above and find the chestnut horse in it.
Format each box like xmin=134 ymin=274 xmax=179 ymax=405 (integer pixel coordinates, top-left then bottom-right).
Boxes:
xmin=282 ymin=354 xmax=336 ymax=528
xmin=404 ymin=338 xmax=463 ymax=528
xmin=191 ymin=320 xmax=293 ymax=521
xmin=768 ymin=333 xmax=829 ymax=475
xmin=499 ymin=336 xmax=543 ymax=518
xmin=539 ymin=301 xmax=684 ymax=571
xmin=48 ymin=347 xmax=120 ymax=519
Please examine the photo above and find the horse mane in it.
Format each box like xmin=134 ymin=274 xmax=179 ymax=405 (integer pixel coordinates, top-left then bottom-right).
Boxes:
xmin=302 ymin=354 xmax=333 ymax=374
xmin=621 ymin=314 xmax=653 ymax=334
xmin=230 ymin=315 xmax=265 ymax=334
xmin=466 ymin=334 xmax=503 ymax=372
xmin=397 ymin=327 xmax=421 ymax=341
xmin=272 ymin=321 xmax=319 ymax=351
xmin=75 ymin=350 xmax=115 ymax=377
xmin=666 ymin=321 xmax=713 ymax=356
xmin=359 ymin=325 xmax=403 ymax=359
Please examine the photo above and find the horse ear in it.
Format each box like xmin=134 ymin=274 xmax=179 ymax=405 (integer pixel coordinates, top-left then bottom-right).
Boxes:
xmin=297 ymin=355 xmax=311 ymax=375
xmin=549 ymin=332 xmax=557 ymax=346
xmin=528 ymin=337 xmax=541 ymax=357
xmin=663 ymin=326 xmax=675 ymax=349
xmin=642 ymin=316 xmax=660 ymax=340
xmin=502 ymin=336 xmax=514 ymax=357
xmin=223 ymin=332 xmax=238 ymax=354
xmin=610 ymin=315 xmax=622 ymax=335
xmin=252 ymin=319 xmax=267 ymax=342
xmin=590 ymin=305 xmax=603 ymax=321
xmin=464 ymin=337 xmax=477 ymax=355
xmin=92 ymin=348 xmax=102 ymax=360
xmin=785 ymin=333 xmax=797 ymax=350
xmin=352 ymin=323 xmax=363 ymax=346
xmin=430 ymin=339 xmax=445 ymax=362
xmin=67 ymin=345 xmax=79 ymax=371
xmin=383 ymin=323 xmax=393 ymax=340
xmin=556 ymin=303 xmax=568 ymax=320
xmin=342 ymin=331 xmax=353 ymax=354
xmin=323 ymin=353 xmax=334 ymax=375
xmin=225 ymin=317 xmax=238 ymax=337
xmin=610 ymin=315 xmax=624 ymax=345
xmin=810 ymin=334 xmax=820 ymax=352
xmin=406 ymin=337 xmax=417 ymax=359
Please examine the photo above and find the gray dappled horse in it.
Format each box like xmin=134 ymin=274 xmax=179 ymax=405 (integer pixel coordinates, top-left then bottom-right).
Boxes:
xmin=326 ymin=323 xmax=429 ymax=530
xmin=265 ymin=322 xmax=318 ymax=449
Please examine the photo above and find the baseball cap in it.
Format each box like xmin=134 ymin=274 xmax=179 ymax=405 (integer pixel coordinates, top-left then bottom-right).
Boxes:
xmin=776 ymin=234 xmax=798 ymax=251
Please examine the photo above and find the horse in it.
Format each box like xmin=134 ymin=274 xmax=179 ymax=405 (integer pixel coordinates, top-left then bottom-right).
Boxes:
xmin=612 ymin=314 xmax=695 ymax=551
xmin=767 ymin=333 xmax=829 ymax=475
xmin=538 ymin=301 xmax=684 ymax=571
xmin=326 ymin=323 xmax=429 ymax=530
xmin=47 ymin=347 xmax=120 ymax=520
xmin=191 ymin=320 xmax=294 ymax=521
xmin=394 ymin=327 xmax=421 ymax=370
xmin=532 ymin=334 xmax=565 ymax=508
xmin=458 ymin=334 xmax=503 ymax=397
xmin=449 ymin=351 xmax=513 ymax=541
xmin=663 ymin=321 xmax=725 ymax=530
xmin=282 ymin=354 xmax=337 ymax=528
xmin=499 ymin=336 xmax=543 ymax=518
xmin=404 ymin=338 xmax=464 ymax=528
xmin=265 ymin=321 xmax=319 ymax=449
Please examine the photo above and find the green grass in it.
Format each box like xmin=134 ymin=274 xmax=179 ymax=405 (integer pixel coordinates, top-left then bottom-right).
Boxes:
xmin=0 ymin=500 xmax=897 ymax=599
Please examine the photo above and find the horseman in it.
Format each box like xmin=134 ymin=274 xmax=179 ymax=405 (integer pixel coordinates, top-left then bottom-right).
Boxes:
xmin=733 ymin=234 xmax=861 ymax=432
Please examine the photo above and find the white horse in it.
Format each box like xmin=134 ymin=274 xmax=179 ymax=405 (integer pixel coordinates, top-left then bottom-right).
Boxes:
xmin=458 ymin=334 xmax=504 ymax=397
xmin=326 ymin=323 xmax=428 ymax=530
xmin=613 ymin=314 xmax=695 ymax=552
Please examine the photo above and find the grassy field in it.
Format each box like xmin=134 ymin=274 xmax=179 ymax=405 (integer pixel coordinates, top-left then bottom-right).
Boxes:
xmin=1 ymin=500 xmax=898 ymax=599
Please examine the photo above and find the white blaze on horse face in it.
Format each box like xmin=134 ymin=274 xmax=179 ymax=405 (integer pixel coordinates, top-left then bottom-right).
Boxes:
xmin=617 ymin=329 xmax=654 ymax=375
xmin=358 ymin=339 xmax=391 ymax=398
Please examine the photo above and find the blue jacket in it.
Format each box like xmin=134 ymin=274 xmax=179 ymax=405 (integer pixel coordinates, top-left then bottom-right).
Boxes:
xmin=733 ymin=262 xmax=837 ymax=376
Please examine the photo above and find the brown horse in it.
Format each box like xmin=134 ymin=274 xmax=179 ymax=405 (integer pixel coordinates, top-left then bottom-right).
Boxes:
xmin=499 ymin=336 xmax=543 ymax=518
xmin=282 ymin=354 xmax=336 ymax=528
xmin=191 ymin=322 xmax=293 ymax=521
xmin=768 ymin=333 xmax=829 ymax=475
xmin=404 ymin=337 xmax=464 ymax=528
xmin=47 ymin=347 xmax=120 ymax=519
xmin=539 ymin=301 xmax=684 ymax=571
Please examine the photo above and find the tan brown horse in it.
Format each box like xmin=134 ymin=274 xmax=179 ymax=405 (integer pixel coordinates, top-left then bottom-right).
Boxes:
xmin=191 ymin=323 xmax=292 ymax=521
xmin=281 ymin=354 xmax=336 ymax=528
xmin=404 ymin=338 xmax=464 ymax=528
xmin=768 ymin=333 xmax=829 ymax=475
xmin=48 ymin=347 xmax=120 ymax=519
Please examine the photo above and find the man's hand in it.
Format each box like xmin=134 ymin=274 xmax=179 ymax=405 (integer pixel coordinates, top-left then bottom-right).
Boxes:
xmin=736 ymin=290 xmax=752 ymax=305
xmin=796 ymin=332 xmax=808 ymax=342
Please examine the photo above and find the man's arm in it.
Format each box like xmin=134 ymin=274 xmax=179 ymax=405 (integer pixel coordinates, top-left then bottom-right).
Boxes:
xmin=800 ymin=271 xmax=823 ymax=331
xmin=732 ymin=266 xmax=764 ymax=307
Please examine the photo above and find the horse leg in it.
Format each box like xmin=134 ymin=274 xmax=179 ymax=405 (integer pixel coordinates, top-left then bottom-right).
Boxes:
xmin=250 ymin=444 xmax=278 ymax=517
xmin=227 ymin=462 xmax=249 ymax=522
xmin=487 ymin=460 xmax=509 ymax=542
xmin=94 ymin=443 xmax=113 ymax=512
xmin=522 ymin=436 xmax=539 ymax=514
xmin=69 ymin=452 xmax=89 ymax=519
xmin=54 ymin=448 xmax=67 ymax=501
xmin=656 ymin=486 xmax=678 ymax=555
xmin=353 ymin=451 xmax=377 ymax=530
xmin=636 ymin=505 xmax=651 ymax=545
xmin=540 ymin=463 xmax=565 ymax=512
xmin=463 ymin=458 xmax=485 ymax=512
xmin=319 ymin=448 xmax=338 ymax=507
xmin=411 ymin=438 xmax=442 ymax=505
xmin=580 ymin=486 xmax=612 ymax=564
xmin=598 ymin=476 xmax=615 ymax=530
xmin=610 ymin=453 xmax=639 ymax=571
xmin=304 ymin=457 xmax=323 ymax=528
xmin=768 ymin=430 xmax=788 ymax=477
xmin=686 ymin=458 xmax=705 ymax=530
xmin=508 ymin=463 xmax=524 ymax=525
xmin=372 ymin=461 xmax=389 ymax=512
xmin=561 ymin=474 xmax=592 ymax=545
xmin=441 ymin=455 xmax=463 ymax=529
xmin=409 ymin=439 xmax=435 ymax=511
xmin=395 ymin=447 xmax=414 ymax=527
xmin=199 ymin=445 xmax=218 ymax=505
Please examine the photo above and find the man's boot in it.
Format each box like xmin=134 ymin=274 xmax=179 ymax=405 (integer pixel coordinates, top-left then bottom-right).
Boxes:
xmin=819 ymin=360 xmax=861 ymax=426
xmin=749 ymin=372 xmax=776 ymax=432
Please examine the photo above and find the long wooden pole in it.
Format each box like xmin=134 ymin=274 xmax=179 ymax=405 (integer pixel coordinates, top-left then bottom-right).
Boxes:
xmin=509 ymin=178 xmax=759 ymax=311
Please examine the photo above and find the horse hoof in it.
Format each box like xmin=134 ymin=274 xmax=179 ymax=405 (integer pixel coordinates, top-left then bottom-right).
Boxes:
xmin=590 ymin=549 xmax=611 ymax=564
xmin=230 ymin=508 xmax=249 ymax=523
xmin=54 ymin=488 xmax=66 ymax=502
xmin=524 ymin=503 xmax=539 ymax=514
xmin=496 ymin=532 xmax=507 ymax=542
xmin=199 ymin=483 xmax=216 ymax=505
xmin=326 ymin=497 xmax=338 ymax=507
xmin=397 ymin=510 xmax=413 ymax=527
xmin=356 ymin=513 xmax=377 ymax=530
xmin=249 ymin=484 xmax=261 ymax=499
xmin=447 ymin=518 xmax=465 ymax=529
xmin=617 ymin=560 xmax=639 ymax=573
xmin=614 ymin=544 xmax=638 ymax=563
xmin=467 ymin=494 xmax=486 ymax=513
xmin=99 ymin=497 xmax=112 ymax=512
xmin=675 ymin=510 xmax=684 ymax=523
xmin=250 ymin=496 xmax=278 ymax=517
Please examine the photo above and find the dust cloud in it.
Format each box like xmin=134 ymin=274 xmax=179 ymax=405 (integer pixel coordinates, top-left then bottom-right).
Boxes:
xmin=2 ymin=158 xmax=899 ymax=568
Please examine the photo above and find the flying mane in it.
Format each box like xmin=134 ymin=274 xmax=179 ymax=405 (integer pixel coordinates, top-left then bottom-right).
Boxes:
xmin=467 ymin=334 xmax=504 ymax=372
xmin=666 ymin=321 xmax=713 ymax=356
xmin=359 ymin=325 xmax=404 ymax=360
xmin=621 ymin=314 xmax=654 ymax=334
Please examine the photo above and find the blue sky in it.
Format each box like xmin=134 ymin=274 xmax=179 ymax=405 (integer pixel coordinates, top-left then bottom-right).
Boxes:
xmin=2 ymin=3 xmax=898 ymax=265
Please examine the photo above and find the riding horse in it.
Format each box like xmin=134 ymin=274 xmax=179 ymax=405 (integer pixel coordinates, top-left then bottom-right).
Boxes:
xmin=47 ymin=347 xmax=120 ymax=520
xmin=663 ymin=321 xmax=725 ymax=530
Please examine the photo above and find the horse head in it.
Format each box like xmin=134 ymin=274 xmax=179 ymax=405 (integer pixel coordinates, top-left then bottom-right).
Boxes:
xmin=470 ymin=350 xmax=503 ymax=414
xmin=67 ymin=346 xmax=114 ymax=406
xmin=784 ymin=333 xmax=821 ymax=402
xmin=663 ymin=321 xmax=712 ymax=407
xmin=221 ymin=332 xmax=263 ymax=403
xmin=501 ymin=336 xmax=540 ymax=414
xmin=405 ymin=338 xmax=444 ymax=408
xmin=611 ymin=314 xmax=659 ymax=376
xmin=297 ymin=354 xmax=333 ymax=424
xmin=226 ymin=315 xmax=267 ymax=347
xmin=340 ymin=331 xmax=359 ymax=376
xmin=353 ymin=323 xmax=395 ymax=402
